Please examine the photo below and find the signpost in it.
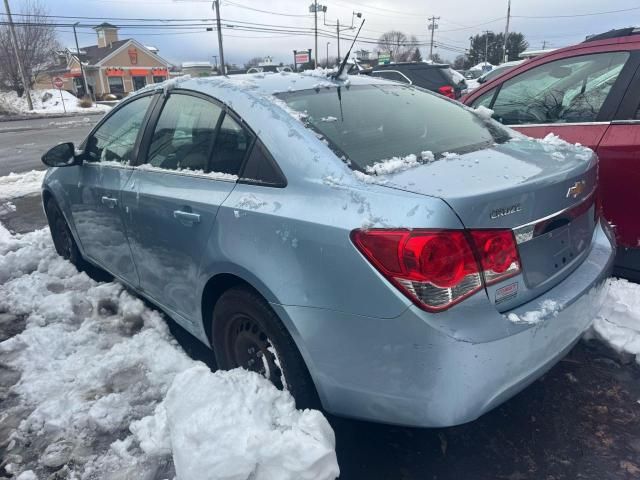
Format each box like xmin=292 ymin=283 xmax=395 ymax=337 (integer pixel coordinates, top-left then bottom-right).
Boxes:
xmin=293 ymin=49 xmax=312 ymax=71
xmin=52 ymin=76 xmax=66 ymax=113
xmin=378 ymin=51 xmax=391 ymax=65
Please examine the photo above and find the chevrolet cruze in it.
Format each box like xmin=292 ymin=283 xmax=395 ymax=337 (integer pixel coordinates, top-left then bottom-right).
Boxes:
xmin=40 ymin=72 xmax=615 ymax=427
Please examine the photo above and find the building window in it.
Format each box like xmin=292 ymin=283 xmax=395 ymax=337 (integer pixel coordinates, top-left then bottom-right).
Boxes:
xmin=153 ymin=76 xmax=166 ymax=83
xmin=132 ymin=76 xmax=147 ymax=91
xmin=108 ymin=76 xmax=124 ymax=94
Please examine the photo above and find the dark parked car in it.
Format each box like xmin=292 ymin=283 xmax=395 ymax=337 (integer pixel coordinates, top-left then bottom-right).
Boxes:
xmin=364 ymin=62 xmax=467 ymax=99
xmin=463 ymin=27 xmax=640 ymax=280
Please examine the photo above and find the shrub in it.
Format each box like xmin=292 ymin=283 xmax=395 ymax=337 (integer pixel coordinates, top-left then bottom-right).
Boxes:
xmin=77 ymin=95 xmax=93 ymax=108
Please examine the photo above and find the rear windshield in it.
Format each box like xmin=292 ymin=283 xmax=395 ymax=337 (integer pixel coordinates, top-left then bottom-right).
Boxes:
xmin=276 ymin=84 xmax=505 ymax=172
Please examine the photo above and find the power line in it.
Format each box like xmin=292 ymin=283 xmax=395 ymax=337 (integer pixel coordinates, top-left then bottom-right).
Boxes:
xmin=222 ymin=0 xmax=312 ymax=18
xmin=514 ymin=5 xmax=640 ymax=18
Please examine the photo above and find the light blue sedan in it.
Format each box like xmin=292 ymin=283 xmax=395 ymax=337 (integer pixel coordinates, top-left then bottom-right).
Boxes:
xmin=40 ymin=72 xmax=615 ymax=427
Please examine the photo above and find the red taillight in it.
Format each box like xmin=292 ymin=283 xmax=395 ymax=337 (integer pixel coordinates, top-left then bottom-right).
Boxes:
xmin=438 ymin=85 xmax=455 ymax=99
xmin=351 ymin=228 xmax=521 ymax=312
xmin=469 ymin=230 xmax=521 ymax=285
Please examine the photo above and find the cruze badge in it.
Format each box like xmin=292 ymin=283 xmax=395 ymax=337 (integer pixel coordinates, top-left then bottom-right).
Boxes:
xmin=490 ymin=204 xmax=522 ymax=219
xmin=566 ymin=180 xmax=586 ymax=199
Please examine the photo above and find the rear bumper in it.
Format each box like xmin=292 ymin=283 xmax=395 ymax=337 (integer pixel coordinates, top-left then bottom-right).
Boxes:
xmin=273 ymin=220 xmax=615 ymax=427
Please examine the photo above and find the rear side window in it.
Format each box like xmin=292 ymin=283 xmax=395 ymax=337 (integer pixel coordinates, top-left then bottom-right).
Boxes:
xmin=211 ymin=114 xmax=254 ymax=175
xmin=240 ymin=141 xmax=286 ymax=187
xmin=489 ymin=52 xmax=629 ymax=125
xmin=276 ymin=84 xmax=503 ymax=172
xmin=145 ymin=94 xmax=222 ymax=172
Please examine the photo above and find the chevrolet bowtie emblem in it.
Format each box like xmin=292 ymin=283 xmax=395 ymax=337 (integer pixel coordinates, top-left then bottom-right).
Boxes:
xmin=566 ymin=180 xmax=586 ymax=199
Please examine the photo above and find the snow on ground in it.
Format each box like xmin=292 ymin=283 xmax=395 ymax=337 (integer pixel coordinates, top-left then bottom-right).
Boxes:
xmin=589 ymin=278 xmax=640 ymax=363
xmin=0 ymin=224 xmax=339 ymax=479
xmin=0 ymin=89 xmax=111 ymax=115
xmin=0 ymin=170 xmax=45 ymax=201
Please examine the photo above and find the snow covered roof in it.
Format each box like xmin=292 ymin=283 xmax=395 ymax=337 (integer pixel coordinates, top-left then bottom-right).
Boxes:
xmin=469 ymin=62 xmax=495 ymax=71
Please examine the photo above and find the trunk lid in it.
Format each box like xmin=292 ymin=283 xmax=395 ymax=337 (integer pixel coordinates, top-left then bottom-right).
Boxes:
xmin=383 ymin=137 xmax=599 ymax=309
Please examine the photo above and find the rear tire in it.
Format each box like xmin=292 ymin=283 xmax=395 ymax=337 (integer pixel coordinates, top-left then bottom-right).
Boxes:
xmin=211 ymin=286 xmax=321 ymax=410
xmin=45 ymin=198 xmax=85 ymax=269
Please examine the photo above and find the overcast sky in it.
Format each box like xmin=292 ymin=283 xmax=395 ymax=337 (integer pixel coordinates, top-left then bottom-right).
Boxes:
xmin=18 ymin=0 xmax=640 ymax=66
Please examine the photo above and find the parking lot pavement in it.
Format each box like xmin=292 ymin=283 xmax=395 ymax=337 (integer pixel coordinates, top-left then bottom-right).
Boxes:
xmin=0 ymin=115 xmax=100 ymax=176
xmin=2 ymin=194 xmax=640 ymax=480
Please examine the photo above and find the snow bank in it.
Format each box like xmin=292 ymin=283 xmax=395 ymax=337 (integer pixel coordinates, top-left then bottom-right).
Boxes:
xmin=365 ymin=154 xmax=420 ymax=176
xmin=0 ymin=224 xmax=338 ymax=479
xmin=0 ymin=89 xmax=110 ymax=115
xmin=132 ymin=366 xmax=338 ymax=480
xmin=589 ymin=278 xmax=640 ymax=362
xmin=0 ymin=170 xmax=45 ymax=200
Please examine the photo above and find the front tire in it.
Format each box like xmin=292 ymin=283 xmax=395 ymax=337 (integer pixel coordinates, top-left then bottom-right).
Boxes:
xmin=45 ymin=198 xmax=85 ymax=268
xmin=211 ymin=286 xmax=320 ymax=409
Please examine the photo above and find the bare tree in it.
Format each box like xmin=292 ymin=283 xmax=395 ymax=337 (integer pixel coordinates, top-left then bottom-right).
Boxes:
xmin=377 ymin=31 xmax=419 ymax=62
xmin=0 ymin=0 xmax=60 ymax=95
xmin=243 ymin=56 xmax=263 ymax=69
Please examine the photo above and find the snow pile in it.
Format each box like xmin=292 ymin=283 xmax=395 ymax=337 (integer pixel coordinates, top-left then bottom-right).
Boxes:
xmin=0 ymin=170 xmax=45 ymax=200
xmin=132 ymin=366 xmax=338 ymax=480
xmin=536 ymin=133 xmax=593 ymax=161
xmin=365 ymin=154 xmax=420 ymax=176
xmin=473 ymin=105 xmax=494 ymax=120
xmin=0 ymin=89 xmax=110 ymax=115
xmin=589 ymin=278 xmax=640 ymax=362
xmin=507 ymin=299 xmax=560 ymax=325
xmin=137 ymin=163 xmax=238 ymax=181
xmin=0 ymin=224 xmax=338 ymax=479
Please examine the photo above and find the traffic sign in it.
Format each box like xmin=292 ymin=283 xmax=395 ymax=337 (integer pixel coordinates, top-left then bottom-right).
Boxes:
xmin=53 ymin=77 xmax=64 ymax=89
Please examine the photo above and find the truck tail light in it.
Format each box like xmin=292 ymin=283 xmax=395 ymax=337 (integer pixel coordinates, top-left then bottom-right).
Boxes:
xmin=438 ymin=85 xmax=455 ymax=99
xmin=351 ymin=228 xmax=521 ymax=312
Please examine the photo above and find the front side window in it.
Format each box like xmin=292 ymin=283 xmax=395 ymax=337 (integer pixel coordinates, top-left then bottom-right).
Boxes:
xmin=146 ymin=94 xmax=222 ymax=172
xmin=85 ymin=95 xmax=152 ymax=164
xmin=489 ymin=52 xmax=629 ymax=125
xmin=108 ymin=76 xmax=124 ymax=95
xmin=276 ymin=84 xmax=506 ymax=172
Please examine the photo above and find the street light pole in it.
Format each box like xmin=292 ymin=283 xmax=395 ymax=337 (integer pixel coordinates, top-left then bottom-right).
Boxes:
xmin=326 ymin=41 xmax=331 ymax=68
xmin=314 ymin=0 xmax=318 ymax=68
xmin=73 ymin=23 xmax=91 ymax=99
xmin=3 ymin=0 xmax=33 ymax=110
xmin=213 ymin=0 xmax=225 ymax=74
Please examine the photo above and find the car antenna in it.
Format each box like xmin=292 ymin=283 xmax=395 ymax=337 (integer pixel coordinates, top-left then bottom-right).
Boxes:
xmin=332 ymin=19 xmax=365 ymax=80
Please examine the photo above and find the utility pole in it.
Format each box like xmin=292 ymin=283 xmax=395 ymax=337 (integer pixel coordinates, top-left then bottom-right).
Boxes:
xmin=213 ymin=0 xmax=225 ymax=74
xmin=336 ymin=19 xmax=340 ymax=63
xmin=3 ymin=0 xmax=32 ymax=110
xmin=428 ymin=16 xmax=440 ymax=61
xmin=73 ymin=23 xmax=91 ymax=99
xmin=502 ymin=0 xmax=511 ymax=63
xmin=542 ymin=40 xmax=548 ymax=50
xmin=483 ymin=30 xmax=492 ymax=66
xmin=324 ymin=9 xmax=362 ymax=65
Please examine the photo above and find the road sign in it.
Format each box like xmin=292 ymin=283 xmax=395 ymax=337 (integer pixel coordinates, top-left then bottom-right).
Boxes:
xmin=378 ymin=52 xmax=391 ymax=64
xmin=295 ymin=51 xmax=310 ymax=64
xmin=52 ymin=77 xmax=66 ymax=113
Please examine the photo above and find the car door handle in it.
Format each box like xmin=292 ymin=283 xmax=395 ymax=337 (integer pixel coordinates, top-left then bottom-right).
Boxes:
xmin=173 ymin=210 xmax=201 ymax=224
xmin=101 ymin=196 xmax=118 ymax=208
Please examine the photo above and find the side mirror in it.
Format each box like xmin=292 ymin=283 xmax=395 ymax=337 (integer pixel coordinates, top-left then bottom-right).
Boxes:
xmin=41 ymin=142 xmax=80 ymax=167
